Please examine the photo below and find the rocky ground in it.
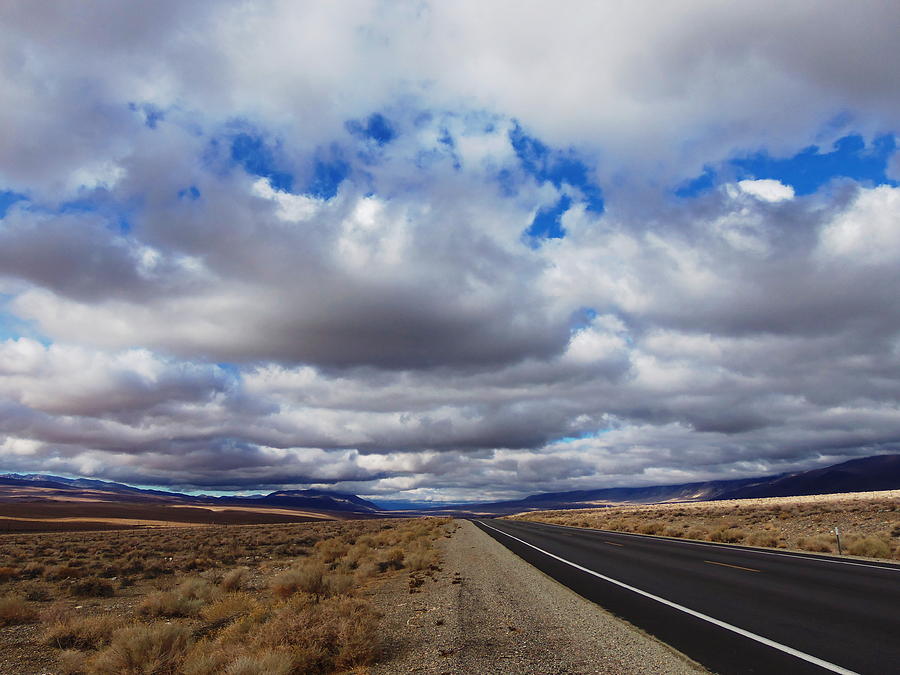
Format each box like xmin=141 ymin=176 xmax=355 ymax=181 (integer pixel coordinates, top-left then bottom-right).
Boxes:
xmin=369 ymin=519 xmax=704 ymax=675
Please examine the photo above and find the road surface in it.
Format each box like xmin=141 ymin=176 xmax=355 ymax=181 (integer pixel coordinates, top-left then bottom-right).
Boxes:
xmin=472 ymin=519 xmax=900 ymax=674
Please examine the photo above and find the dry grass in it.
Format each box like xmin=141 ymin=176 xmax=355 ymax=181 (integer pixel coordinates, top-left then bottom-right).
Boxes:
xmin=0 ymin=593 xmax=36 ymax=625
xmin=0 ymin=516 xmax=450 ymax=674
xmin=509 ymin=491 xmax=900 ymax=559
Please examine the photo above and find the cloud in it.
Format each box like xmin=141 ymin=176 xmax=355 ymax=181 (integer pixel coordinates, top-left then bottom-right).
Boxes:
xmin=0 ymin=2 xmax=899 ymax=498
xmin=737 ymin=179 xmax=795 ymax=202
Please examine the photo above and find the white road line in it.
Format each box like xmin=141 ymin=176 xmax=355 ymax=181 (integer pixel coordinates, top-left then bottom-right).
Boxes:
xmin=523 ymin=520 xmax=900 ymax=572
xmin=477 ymin=520 xmax=858 ymax=675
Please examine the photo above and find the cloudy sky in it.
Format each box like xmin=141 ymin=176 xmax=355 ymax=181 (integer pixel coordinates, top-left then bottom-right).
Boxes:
xmin=1 ymin=1 xmax=900 ymax=505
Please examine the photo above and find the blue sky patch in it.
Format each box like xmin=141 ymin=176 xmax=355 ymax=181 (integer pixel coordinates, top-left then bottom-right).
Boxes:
xmin=346 ymin=113 xmax=396 ymax=145
xmin=231 ymin=133 xmax=294 ymax=192
xmin=510 ymin=124 xmax=604 ymax=213
xmin=556 ymin=429 xmax=609 ymax=443
xmin=0 ymin=191 xmax=26 ymax=218
xmin=308 ymin=154 xmax=350 ymax=200
xmin=678 ymin=133 xmax=898 ymax=197
xmin=732 ymin=133 xmax=896 ymax=195
xmin=525 ymin=195 xmax=570 ymax=244
xmin=178 ymin=186 xmax=201 ymax=200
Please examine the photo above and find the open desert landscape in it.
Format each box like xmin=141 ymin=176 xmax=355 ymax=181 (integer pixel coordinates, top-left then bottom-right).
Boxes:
xmin=0 ymin=517 xmax=452 ymax=674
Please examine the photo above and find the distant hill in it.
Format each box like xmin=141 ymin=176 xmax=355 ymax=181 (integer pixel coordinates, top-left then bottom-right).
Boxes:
xmin=714 ymin=454 xmax=900 ymax=500
xmin=0 ymin=473 xmax=384 ymax=532
xmin=0 ymin=473 xmax=382 ymax=514
xmin=219 ymin=489 xmax=381 ymax=513
xmin=424 ymin=454 xmax=900 ymax=516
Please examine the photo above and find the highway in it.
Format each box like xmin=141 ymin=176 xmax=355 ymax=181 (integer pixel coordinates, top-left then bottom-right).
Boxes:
xmin=472 ymin=519 xmax=900 ymax=675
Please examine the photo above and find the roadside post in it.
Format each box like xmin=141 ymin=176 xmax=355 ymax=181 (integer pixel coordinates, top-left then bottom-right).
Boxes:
xmin=834 ymin=526 xmax=843 ymax=555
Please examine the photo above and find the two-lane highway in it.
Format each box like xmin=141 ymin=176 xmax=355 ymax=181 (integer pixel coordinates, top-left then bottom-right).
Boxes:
xmin=473 ymin=519 xmax=900 ymax=674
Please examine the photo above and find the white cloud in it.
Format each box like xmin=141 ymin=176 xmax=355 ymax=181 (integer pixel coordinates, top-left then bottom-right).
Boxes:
xmin=736 ymin=179 xmax=796 ymax=202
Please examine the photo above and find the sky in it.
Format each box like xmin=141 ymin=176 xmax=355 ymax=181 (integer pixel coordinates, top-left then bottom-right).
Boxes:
xmin=1 ymin=1 xmax=900 ymax=505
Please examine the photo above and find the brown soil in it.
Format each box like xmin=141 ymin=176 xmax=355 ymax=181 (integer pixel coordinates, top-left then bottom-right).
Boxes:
xmin=0 ymin=501 xmax=337 ymax=534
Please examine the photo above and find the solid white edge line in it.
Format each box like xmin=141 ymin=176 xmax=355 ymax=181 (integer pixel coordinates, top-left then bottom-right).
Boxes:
xmin=476 ymin=520 xmax=858 ymax=675
xmin=527 ymin=520 xmax=900 ymax=572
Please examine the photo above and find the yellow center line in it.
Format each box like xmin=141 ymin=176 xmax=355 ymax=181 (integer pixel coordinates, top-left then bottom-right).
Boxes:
xmin=704 ymin=560 xmax=760 ymax=573
xmin=602 ymin=541 xmax=624 ymax=546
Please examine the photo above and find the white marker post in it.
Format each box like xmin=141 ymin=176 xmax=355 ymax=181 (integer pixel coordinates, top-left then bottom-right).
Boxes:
xmin=834 ymin=527 xmax=843 ymax=555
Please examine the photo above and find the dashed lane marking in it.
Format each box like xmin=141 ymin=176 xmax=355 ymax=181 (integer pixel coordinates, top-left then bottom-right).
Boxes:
xmin=704 ymin=560 xmax=760 ymax=573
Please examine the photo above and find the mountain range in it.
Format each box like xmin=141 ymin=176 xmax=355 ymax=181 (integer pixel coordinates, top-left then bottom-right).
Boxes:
xmin=420 ymin=454 xmax=900 ymax=515
xmin=0 ymin=474 xmax=381 ymax=514
xmin=0 ymin=454 xmax=897 ymax=527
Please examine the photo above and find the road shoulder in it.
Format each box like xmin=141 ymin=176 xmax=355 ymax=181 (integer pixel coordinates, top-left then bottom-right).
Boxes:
xmin=369 ymin=519 xmax=706 ymax=674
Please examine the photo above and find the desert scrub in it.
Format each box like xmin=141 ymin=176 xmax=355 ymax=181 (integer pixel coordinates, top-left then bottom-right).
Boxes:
xmin=0 ymin=594 xmax=36 ymax=626
xmin=846 ymin=535 xmax=892 ymax=559
xmin=139 ymin=578 xmax=220 ymax=618
xmin=219 ymin=567 xmax=248 ymax=592
xmin=255 ymin=593 xmax=380 ymax=673
xmin=270 ymin=561 xmax=352 ymax=599
xmin=44 ymin=613 xmax=118 ymax=650
xmin=69 ymin=577 xmax=115 ymax=598
xmin=199 ymin=592 xmax=260 ymax=623
xmin=86 ymin=622 xmax=193 ymax=674
xmin=797 ymin=535 xmax=835 ymax=553
xmin=6 ymin=517 xmax=451 ymax=672
xmin=709 ymin=526 xmax=746 ymax=543
xmin=509 ymin=493 xmax=899 ymax=558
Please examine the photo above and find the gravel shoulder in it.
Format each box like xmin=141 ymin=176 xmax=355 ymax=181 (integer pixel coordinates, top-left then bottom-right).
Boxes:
xmin=369 ymin=519 xmax=706 ymax=674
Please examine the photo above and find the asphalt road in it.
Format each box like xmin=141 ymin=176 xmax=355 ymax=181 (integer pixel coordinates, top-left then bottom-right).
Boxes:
xmin=472 ymin=519 xmax=900 ymax=675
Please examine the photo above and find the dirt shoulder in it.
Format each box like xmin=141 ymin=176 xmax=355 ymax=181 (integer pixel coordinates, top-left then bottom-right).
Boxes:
xmin=369 ymin=519 xmax=705 ymax=674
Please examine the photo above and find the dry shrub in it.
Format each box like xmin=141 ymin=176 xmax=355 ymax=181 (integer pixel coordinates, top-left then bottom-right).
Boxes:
xmin=797 ymin=535 xmax=834 ymax=553
xmin=57 ymin=649 xmax=88 ymax=675
xmin=45 ymin=565 xmax=86 ymax=581
xmin=182 ymin=644 xmax=291 ymax=675
xmin=353 ymin=560 xmax=380 ymax=581
xmin=224 ymin=651 xmax=294 ymax=675
xmin=86 ymin=622 xmax=193 ymax=675
xmin=20 ymin=562 xmax=46 ymax=579
xmin=710 ymin=526 xmax=746 ymax=543
xmin=404 ymin=543 xmax=437 ymax=571
xmin=270 ymin=561 xmax=331 ymax=599
xmin=220 ymin=568 xmax=248 ymax=592
xmin=199 ymin=592 xmax=259 ymax=623
xmin=0 ymin=594 xmax=36 ymax=626
xmin=139 ymin=578 xmax=218 ymax=618
xmin=846 ymin=536 xmax=892 ymax=559
xmin=69 ymin=577 xmax=115 ymax=598
xmin=257 ymin=593 xmax=380 ymax=673
xmin=746 ymin=531 xmax=780 ymax=548
xmin=21 ymin=581 xmax=52 ymax=602
xmin=314 ymin=538 xmax=349 ymax=564
xmin=181 ymin=643 xmax=234 ymax=675
xmin=637 ymin=521 xmax=666 ymax=535
xmin=44 ymin=614 xmax=118 ymax=650
xmin=685 ymin=526 xmax=708 ymax=540
xmin=0 ymin=566 xmax=18 ymax=583
xmin=379 ymin=547 xmax=405 ymax=571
